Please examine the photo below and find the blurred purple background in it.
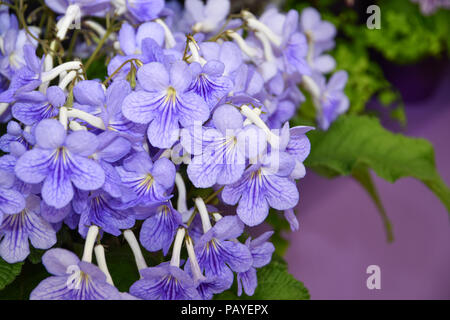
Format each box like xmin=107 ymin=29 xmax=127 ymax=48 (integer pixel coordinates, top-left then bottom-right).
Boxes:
xmin=285 ymin=64 xmax=450 ymax=299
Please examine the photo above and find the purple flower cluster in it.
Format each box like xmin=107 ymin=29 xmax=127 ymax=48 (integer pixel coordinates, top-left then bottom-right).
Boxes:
xmin=0 ymin=0 xmax=346 ymax=300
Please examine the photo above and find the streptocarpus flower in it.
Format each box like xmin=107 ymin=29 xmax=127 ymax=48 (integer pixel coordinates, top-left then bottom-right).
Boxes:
xmin=78 ymin=190 xmax=135 ymax=238
xmin=185 ymin=0 xmax=230 ymax=33
xmin=15 ymin=119 xmax=105 ymax=209
xmin=283 ymin=124 xmax=314 ymax=179
xmin=313 ymin=70 xmax=349 ymax=130
xmin=124 ymin=0 xmax=165 ymax=23
xmin=0 ymin=120 xmax=34 ymax=152
xmin=0 ymin=168 xmax=25 ymax=224
xmin=117 ymin=151 xmax=175 ymax=207
xmin=12 ymin=86 xmax=66 ymax=125
xmin=187 ymin=61 xmax=233 ymax=109
xmin=237 ymin=231 xmax=275 ymax=296
xmin=139 ymin=201 xmax=182 ymax=255
xmin=0 ymin=194 xmax=56 ymax=263
xmin=0 ymin=44 xmax=43 ymax=104
xmin=30 ymin=248 xmax=121 ymax=300
xmin=300 ymin=7 xmax=336 ymax=52
xmin=181 ymin=104 xmax=266 ymax=188
xmin=221 ymin=150 xmax=299 ymax=226
xmin=194 ymin=215 xmax=253 ymax=288
xmin=130 ymin=263 xmax=201 ymax=300
xmin=122 ymin=61 xmax=209 ymax=148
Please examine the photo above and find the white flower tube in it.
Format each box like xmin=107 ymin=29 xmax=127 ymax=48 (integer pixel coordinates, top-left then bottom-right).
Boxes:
xmin=69 ymin=121 xmax=87 ymax=131
xmin=185 ymin=235 xmax=206 ymax=282
xmin=0 ymin=102 xmax=9 ymax=117
xmin=66 ymin=108 xmax=106 ymax=130
xmin=175 ymin=173 xmax=188 ymax=213
xmin=94 ymin=244 xmax=114 ymax=285
xmin=170 ymin=228 xmax=186 ymax=267
xmin=155 ymin=18 xmax=176 ymax=49
xmin=226 ymin=30 xmax=260 ymax=59
xmin=41 ymin=61 xmax=82 ymax=83
xmin=56 ymin=4 xmax=81 ymax=40
xmin=81 ymin=225 xmax=99 ymax=263
xmin=254 ymin=31 xmax=275 ymax=62
xmin=240 ymin=104 xmax=280 ymax=148
xmin=59 ymin=106 xmax=68 ymax=130
xmin=244 ymin=17 xmax=282 ymax=47
xmin=124 ymin=229 xmax=148 ymax=271
xmin=58 ymin=70 xmax=78 ymax=90
xmin=301 ymin=75 xmax=321 ymax=99
xmin=195 ymin=197 xmax=212 ymax=233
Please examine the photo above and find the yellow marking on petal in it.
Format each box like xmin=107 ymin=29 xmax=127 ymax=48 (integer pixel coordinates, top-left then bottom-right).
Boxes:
xmin=250 ymin=169 xmax=263 ymax=182
xmin=107 ymin=125 xmax=119 ymax=132
xmin=165 ymin=86 xmax=177 ymax=104
xmin=139 ymin=174 xmax=154 ymax=191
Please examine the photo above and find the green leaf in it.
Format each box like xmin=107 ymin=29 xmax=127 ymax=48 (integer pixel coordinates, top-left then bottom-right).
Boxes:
xmin=305 ymin=115 xmax=450 ymax=215
xmin=0 ymin=258 xmax=23 ymax=290
xmin=352 ymin=164 xmax=394 ymax=242
xmin=215 ymin=255 xmax=310 ymax=300
xmin=0 ymin=260 xmax=48 ymax=299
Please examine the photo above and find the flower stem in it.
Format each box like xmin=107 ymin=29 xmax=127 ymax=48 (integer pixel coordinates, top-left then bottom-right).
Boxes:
xmin=123 ymin=229 xmax=148 ymax=271
xmin=170 ymin=228 xmax=186 ymax=267
xmin=82 ymin=225 xmax=99 ymax=263
xmin=94 ymin=244 xmax=115 ymax=285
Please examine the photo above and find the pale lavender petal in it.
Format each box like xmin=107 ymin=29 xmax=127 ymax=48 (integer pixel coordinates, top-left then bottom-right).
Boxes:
xmin=15 ymin=149 xmax=53 ymax=184
xmin=35 ymin=119 xmax=66 ymax=149
xmin=65 ymin=131 xmax=99 ymax=157
xmin=42 ymin=174 xmax=74 ymax=209
xmin=151 ymin=157 xmax=175 ymax=190
xmin=73 ymin=80 xmax=105 ymax=107
xmin=122 ymin=90 xmax=162 ymax=124
xmin=137 ymin=62 xmax=169 ymax=92
xmin=42 ymin=248 xmax=80 ymax=276
xmin=265 ymin=175 xmax=299 ymax=211
xmin=70 ymin=156 xmax=105 ymax=191
xmin=237 ymin=267 xmax=257 ymax=296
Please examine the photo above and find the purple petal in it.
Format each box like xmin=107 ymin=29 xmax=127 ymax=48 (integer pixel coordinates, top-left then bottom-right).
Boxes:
xmin=151 ymin=157 xmax=175 ymax=190
xmin=47 ymin=86 xmax=66 ymax=107
xmin=136 ymin=22 xmax=165 ymax=48
xmin=26 ymin=208 xmax=57 ymax=250
xmin=42 ymin=248 xmax=80 ymax=276
xmin=221 ymin=240 xmax=253 ymax=273
xmin=0 ymin=218 xmax=30 ymax=263
xmin=41 ymin=201 xmax=71 ymax=223
xmin=212 ymin=104 xmax=243 ymax=133
xmin=265 ymin=175 xmax=299 ymax=211
xmin=212 ymin=215 xmax=244 ymax=240
xmin=118 ymin=22 xmax=136 ymax=55
xmin=147 ymin=116 xmax=180 ymax=148
xmin=284 ymin=208 xmax=299 ymax=231
xmin=70 ymin=156 xmax=105 ymax=192
xmin=35 ymin=119 xmax=66 ymax=149
xmin=122 ymin=90 xmax=162 ymax=124
xmin=42 ymin=174 xmax=74 ymax=209
xmin=169 ymin=61 xmax=192 ymax=92
xmin=137 ymin=62 xmax=169 ymax=92
xmin=0 ymin=187 xmax=25 ymax=215
xmin=177 ymin=92 xmax=210 ymax=127
xmin=237 ymin=267 xmax=257 ymax=296
xmin=65 ymin=131 xmax=99 ymax=157
xmin=15 ymin=149 xmax=53 ymax=184
xmin=73 ymin=80 xmax=105 ymax=107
